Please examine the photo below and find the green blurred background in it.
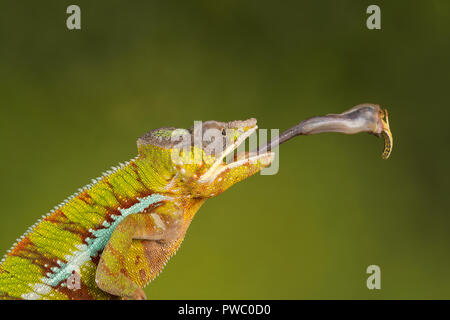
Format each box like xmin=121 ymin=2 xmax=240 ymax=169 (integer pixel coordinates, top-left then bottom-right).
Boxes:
xmin=1 ymin=1 xmax=449 ymax=299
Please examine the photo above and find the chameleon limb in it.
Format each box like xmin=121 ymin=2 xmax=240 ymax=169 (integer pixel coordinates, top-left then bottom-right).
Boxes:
xmin=95 ymin=214 xmax=165 ymax=300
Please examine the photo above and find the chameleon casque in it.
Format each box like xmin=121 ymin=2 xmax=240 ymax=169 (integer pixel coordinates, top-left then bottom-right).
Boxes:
xmin=0 ymin=104 xmax=393 ymax=300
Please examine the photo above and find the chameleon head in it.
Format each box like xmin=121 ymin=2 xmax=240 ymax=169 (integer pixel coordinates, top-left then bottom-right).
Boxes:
xmin=137 ymin=119 xmax=275 ymax=197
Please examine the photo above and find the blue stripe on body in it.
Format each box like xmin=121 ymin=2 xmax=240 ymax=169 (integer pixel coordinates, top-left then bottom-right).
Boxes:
xmin=43 ymin=193 xmax=169 ymax=287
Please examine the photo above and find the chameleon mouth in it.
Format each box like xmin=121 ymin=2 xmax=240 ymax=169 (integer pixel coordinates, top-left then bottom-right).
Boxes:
xmin=198 ymin=126 xmax=274 ymax=182
xmin=219 ymin=150 xmax=275 ymax=172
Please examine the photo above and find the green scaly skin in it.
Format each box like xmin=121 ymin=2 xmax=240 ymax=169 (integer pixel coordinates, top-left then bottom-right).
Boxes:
xmin=0 ymin=119 xmax=272 ymax=300
xmin=0 ymin=105 xmax=392 ymax=300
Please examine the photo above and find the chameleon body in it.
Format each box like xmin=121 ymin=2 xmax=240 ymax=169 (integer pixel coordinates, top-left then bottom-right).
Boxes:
xmin=0 ymin=119 xmax=272 ymax=300
xmin=0 ymin=104 xmax=392 ymax=300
